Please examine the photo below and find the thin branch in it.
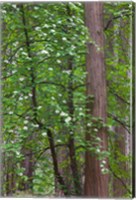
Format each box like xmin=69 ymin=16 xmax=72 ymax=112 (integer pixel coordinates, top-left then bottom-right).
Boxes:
xmin=38 ymin=80 xmax=66 ymax=89
xmin=73 ymin=84 xmax=85 ymax=90
xmin=109 ymin=90 xmax=130 ymax=105
xmin=34 ymin=143 xmax=67 ymax=161
xmin=108 ymin=112 xmax=130 ymax=134
xmin=109 ymin=165 xmax=131 ymax=194
xmin=104 ymin=13 xmax=131 ymax=31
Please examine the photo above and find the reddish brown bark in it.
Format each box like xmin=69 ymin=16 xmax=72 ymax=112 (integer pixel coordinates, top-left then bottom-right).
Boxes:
xmin=84 ymin=2 xmax=108 ymax=197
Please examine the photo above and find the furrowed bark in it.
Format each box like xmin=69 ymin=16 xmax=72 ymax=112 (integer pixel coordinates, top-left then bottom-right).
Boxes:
xmin=84 ymin=2 xmax=109 ymax=197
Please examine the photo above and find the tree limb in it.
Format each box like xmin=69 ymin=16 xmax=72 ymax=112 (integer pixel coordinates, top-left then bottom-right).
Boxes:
xmin=38 ymin=80 xmax=66 ymax=89
xmin=108 ymin=112 xmax=130 ymax=133
xmin=104 ymin=13 xmax=131 ymax=31
xmin=109 ymin=165 xmax=131 ymax=194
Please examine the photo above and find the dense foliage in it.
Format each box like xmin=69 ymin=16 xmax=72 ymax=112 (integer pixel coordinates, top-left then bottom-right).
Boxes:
xmin=1 ymin=2 xmax=132 ymax=197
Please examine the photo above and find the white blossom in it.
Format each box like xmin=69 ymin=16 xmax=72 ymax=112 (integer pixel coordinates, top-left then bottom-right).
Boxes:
xmin=52 ymin=24 xmax=56 ymax=28
xmin=63 ymin=70 xmax=71 ymax=75
xmin=96 ymin=137 xmax=101 ymax=142
xmin=65 ymin=117 xmax=71 ymax=123
xmin=24 ymin=120 xmax=28 ymax=124
xmin=100 ymin=164 xmax=104 ymax=168
xmin=9 ymin=111 xmax=13 ymax=115
xmin=96 ymin=149 xmax=100 ymax=153
xmin=19 ymin=97 xmax=23 ymax=101
xmin=2 ymin=10 xmax=7 ymax=14
xmin=33 ymin=124 xmax=39 ymax=128
xmin=16 ymin=151 xmax=20 ymax=155
xmin=35 ymin=27 xmax=41 ymax=31
xmin=34 ymin=6 xmax=39 ymax=10
xmin=48 ymin=68 xmax=53 ymax=71
xmin=42 ymin=33 xmax=47 ymax=36
xmin=29 ymin=93 xmax=32 ymax=97
xmin=13 ymin=91 xmax=18 ymax=94
xmin=23 ymin=126 xmax=28 ymax=130
xmin=9 ymin=130 xmax=14 ymax=133
xmin=37 ymin=106 xmax=42 ymax=110
xmin=101 ymin=168 xmax=105 ymax=173
xmin=51 ymin=96 xmax=55 ymax=100
xmin=21 ymin=52 xmax=27 ymax=56
xmin=26 ymin=57 xmax=32 ymax=61
xmin=58 ymin=20 xmax=62 ymax=24
xmin=4 ymin=60 xmax=9 ymax=64
xmin=19 ymin=77 xmax=25 ymax=81
xmin=60 ymin=112 xmax=68 ymax=117
xmin=34 ymin=15 xmax=38 ymax=19
xmin=12 ymin=70 xmax=17 ymax=74
xmin=12 ymin=5 xmax=17 ymax=8
xmin=57 ymin=60 xmax=61 ymax=64
xmin=101 ymin=168 xmax=109 ymax=173
xmin=102 ymin=160 xmax=106 ymax=164
xmin=62 ymin=37 xmax=67 ymax=41
xmin=43 ymin=24 xmax=49 ymax=28
xmin=56 ymin=52 xmax=61 ymax=57
xmin=42 ymin=132 xmax=47 ymax=137
xmin=50 ymin=29 xmax=55 ymax=33
xmin=71 ymin=45 xmax=76 ymax=49
xmin=41 ymin=50 xmax=48 ymax=54
xmin=79 ymin=112 xmax=84 ymax=116
xmin=87 ymin=123 xmax=91 ymax=127
xmin=55 ymin=110 xmax=60 ymax=114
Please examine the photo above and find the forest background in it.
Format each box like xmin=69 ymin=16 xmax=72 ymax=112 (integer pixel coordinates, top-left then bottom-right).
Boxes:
xmin=0 ymin=1 xmax=134 ymax=198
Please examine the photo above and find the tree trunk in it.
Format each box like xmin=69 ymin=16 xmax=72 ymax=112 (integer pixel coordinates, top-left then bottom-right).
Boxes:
xmin=112 ymin=16 xmax=131 ymax=197
xmin=67 ymin=58 xmax=82 ymax=196
xmin=19 ymin=5 xmax=36 ymax=191
xmin=84 ymin=2 xmax=108 ymax=197
xmin=55 ymin=146 xmax=71 ymax=197
xmin=113 ymin=126 xmax=128 ymax=197
xmin=47 ymin=129 xmax=69 ymax=196
xmin=5 ymin=156 xmax=16 ymax=196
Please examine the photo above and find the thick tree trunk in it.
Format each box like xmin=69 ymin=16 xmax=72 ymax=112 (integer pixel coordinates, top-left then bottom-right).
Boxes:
xmin=84 ymin=2 xmax=108 ymax=197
